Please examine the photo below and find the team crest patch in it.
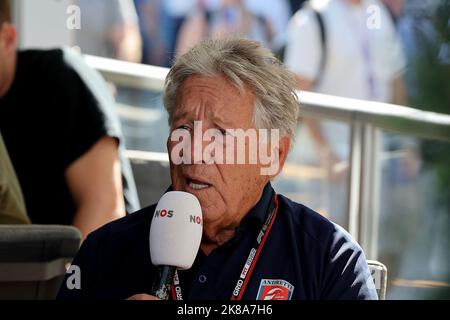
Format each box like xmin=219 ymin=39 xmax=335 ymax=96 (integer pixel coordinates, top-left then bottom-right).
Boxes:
xmin=256 ymin=279 xmax=294 ymax=300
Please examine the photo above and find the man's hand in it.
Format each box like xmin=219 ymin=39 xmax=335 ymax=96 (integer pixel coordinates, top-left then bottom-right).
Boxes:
xmin=127 ymin=294 xmax=160 ymax=300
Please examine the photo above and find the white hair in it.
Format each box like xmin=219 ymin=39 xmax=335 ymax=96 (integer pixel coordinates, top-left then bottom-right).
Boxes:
xmin=163 ymin=38 xmax=300 ymax=141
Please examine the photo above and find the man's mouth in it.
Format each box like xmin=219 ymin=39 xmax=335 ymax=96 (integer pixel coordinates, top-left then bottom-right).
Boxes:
xmin=186 ymin=178 xmax=212 ymax=191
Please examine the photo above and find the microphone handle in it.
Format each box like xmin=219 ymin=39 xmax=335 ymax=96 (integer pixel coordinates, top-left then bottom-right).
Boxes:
xmin=151 ymin=265 xmax=176 ymax=300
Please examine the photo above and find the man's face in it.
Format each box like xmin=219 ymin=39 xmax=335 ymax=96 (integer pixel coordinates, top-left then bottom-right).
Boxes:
xmin=0 ymin=22 xmax=16 ymax=98
xmin=167 ymin=75 xmax=270 ymax=238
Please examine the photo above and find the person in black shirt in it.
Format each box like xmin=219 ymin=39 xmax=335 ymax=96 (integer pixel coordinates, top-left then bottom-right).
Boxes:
xmin=0 ymin=0 xmax=139 ymax=239
xmin=58 ymin=38 xmax=378 ymax=300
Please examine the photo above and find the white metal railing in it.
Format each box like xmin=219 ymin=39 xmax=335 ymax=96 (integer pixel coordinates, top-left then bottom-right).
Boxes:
xmin=85 ymin=54 xmax=450 ymax=260
xmin=85 ymin=55 xmax=450 ymax=142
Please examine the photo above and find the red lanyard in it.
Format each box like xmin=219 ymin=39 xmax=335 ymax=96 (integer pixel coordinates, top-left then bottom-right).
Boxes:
xmin=171 ymin=194 xmax=279 ymax=301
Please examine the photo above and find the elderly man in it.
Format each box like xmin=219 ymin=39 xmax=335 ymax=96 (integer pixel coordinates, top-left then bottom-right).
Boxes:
xmin=58 ymin=39 xmax=377 ymax=300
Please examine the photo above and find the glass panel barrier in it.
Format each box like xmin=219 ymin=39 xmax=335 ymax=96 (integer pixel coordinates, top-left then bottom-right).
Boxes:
xmin=115 ymin=86 xmax=168 ymax=152
xmin=377 ymin=132 xmax=450 ymax=299
xmin=273 ymin=118 xmax=351 ymax=229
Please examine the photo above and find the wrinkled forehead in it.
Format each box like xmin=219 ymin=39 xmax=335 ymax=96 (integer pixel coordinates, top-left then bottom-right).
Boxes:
xmin=173 ymin=74 xmax=255 ymax=126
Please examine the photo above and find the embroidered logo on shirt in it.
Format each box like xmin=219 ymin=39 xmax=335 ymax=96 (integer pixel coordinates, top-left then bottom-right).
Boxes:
xmin=256 ymin=279 xmax=294 ymax=300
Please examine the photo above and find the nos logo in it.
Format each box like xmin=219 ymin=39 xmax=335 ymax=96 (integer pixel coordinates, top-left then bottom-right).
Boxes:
xmin=154 ymin=209 xmax=174 ymax=218
xmin=189 ymin=215 xmax=202 ymax=225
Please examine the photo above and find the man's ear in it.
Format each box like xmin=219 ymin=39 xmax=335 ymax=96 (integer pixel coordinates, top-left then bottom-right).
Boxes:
xmin=265 ymin=135 xmax=291 ymax=179
xmin=2 ymin=23 xmax=17 ymax=55
xmin=277 ymin=135 xmax=291 ymax=175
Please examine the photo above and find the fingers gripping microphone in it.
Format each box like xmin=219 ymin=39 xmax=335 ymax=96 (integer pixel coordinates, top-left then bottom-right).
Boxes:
xmin=149 ymin=192 xmax=203 ymax=300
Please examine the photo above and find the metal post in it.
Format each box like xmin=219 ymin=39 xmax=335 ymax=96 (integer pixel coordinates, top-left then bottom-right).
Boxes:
xmin=358 ymin=125 xmax=381 ymax=259
xmin=348 ymin=122 xmax=363 ymax=240
xmin=348 ymin=122 xmax=381 ymax=259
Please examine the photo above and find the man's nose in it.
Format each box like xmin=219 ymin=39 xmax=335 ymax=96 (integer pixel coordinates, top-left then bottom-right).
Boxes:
xmin=190 ymin=122 xmax=215 ymax=165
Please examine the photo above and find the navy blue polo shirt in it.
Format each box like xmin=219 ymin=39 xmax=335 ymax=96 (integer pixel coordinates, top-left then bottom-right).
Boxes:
xmin=57 ymin=183 xmax=377 ymax=300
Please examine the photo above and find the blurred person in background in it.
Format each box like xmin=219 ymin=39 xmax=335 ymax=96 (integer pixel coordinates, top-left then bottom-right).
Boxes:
xmin=134 ymin=0 xmax=169 ymax=66
xmin=161 ymin=0 xmax=197 ymax=65
xmin=76 ymin=0 xmax=142 ymax=63
xmin=175 ymin=0 xmax=222 ymax=56
xmin=0 ymin=132 xmax=30 ymax=225
xmin=392 ymin=0 xmax=450 ymax=114
xmin=284 ymin=0 xmax=407 ymax=225
xmin=244 ymin=0 xmax=292 ymax=57
xmin=176 ymin=0 xmax=275 ymax=56
xmin=0 ymin=0 xmax=140 ymax=239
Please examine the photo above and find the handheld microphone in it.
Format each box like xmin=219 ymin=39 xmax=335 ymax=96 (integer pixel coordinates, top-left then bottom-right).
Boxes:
xmin=149 ymin=191 xmax=203 ymax=300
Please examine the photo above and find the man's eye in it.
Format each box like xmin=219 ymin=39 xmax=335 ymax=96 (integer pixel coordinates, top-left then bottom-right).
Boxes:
xmin=177 ymin=125 xmax=191 ymax=131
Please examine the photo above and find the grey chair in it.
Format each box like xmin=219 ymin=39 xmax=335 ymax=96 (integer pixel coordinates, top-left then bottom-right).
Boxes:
xmin=367 ymin=260 xmax=388 ymax=300
xmin=0 ymin=225 xmax=81 ymax=300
